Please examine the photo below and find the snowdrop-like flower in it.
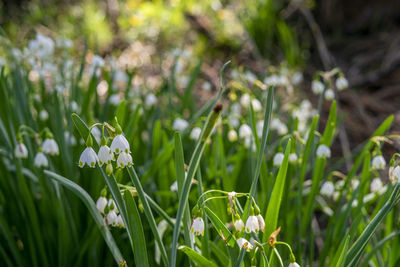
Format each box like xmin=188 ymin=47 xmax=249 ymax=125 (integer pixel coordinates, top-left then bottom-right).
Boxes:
xmin=79 ymin=147 xmax=98 ymax=167
xmin=237 ymin=238 xmax=253 ymax=251
xmin=170 ymin=181 xmax=178 ymax=192
xmin=107 ymin=210 xmax=118 ymax=226
xmin=370 ymin=178 xmax=383 ymax=193
xmin=34 ymin=152 xmax=48 ymax=167
xmin=109 ymin=94 xmax=121 ymax=106
xmin=202 ymin=81 xmax=211 ymax=91
xmin=190 ymin=127 xmax=202 ymax=140
xmin=234 ymin=218 xmax=244 ymax=232
xmin=240 ymin=93 xmax=251 ymax=108
xmin=289 ymin=153 xmax=298 ymax=163
xmin=245 ymin=215 xmax=259 ymax=233
xmin=324 ymin=89 xmax=335 ymax=101
xmin=144 ymin=93 xmax=157 ymax=108
xmin=42 ymin=138 xmax=59 ymax=155
xmin=289 ymin=262 xmax=300 ymax=267
xmin=96 ymin=197 xmax=108 ymax=214
xmin=228 ymin=130 xmax=238 ymax=142
xmin=229 ymin=117 xmax=240 ymax=128
xmin=190 ymin=217 xmax=204 ymax=236
xmin=108 ymin=199 xmax=118 ymax=212
xmin=257 ymin=214 xmax=265 ymax=232
xmin=64 ymin=131 xmax=77 ymax=146
xmin=312 ymin=80 xmax=324 ymax=95
xmin=91 ymin=127 xmax=101 ymax=144
xmin=316 ymin=144 xmax=331 ymax=158
xmin=70 ymin=101 xmax=79 ymax=113
xmin=115 ymin=215 xmax=125 ymax=228
xmin=239 ymin=124 xmax=252 ymax=139
xmin=173 ymin=118 xmax=189 ymax=132
xmin=392 ymin=166 xmax=400 ymax=183
xmin=351 ymin=179 xmax=360 ymax=190
xmin=251 ymin=99 xmax=262 ymax=112
xmin=117 ymin=152 xmax=133 ymax=168
xmin=39 ymin=110 xmax=49 ymax=120
xmin=15 ymin=143 xmax=28 ymax=158
xmin=320 ymin=181 xmax=335 ymax=197
xmin=271 ymin=118 xmax=288 ymax=135
xmin=336 ymin=77 xmax=348 ymax=91
xmin=273 ymin=153 xmax=284 ymax=167
xmin=292 ymin=72 xmax=303 ymax=85
xmin=111 ymin=134 xmax=130 ymax=154
xmin=98 ymin=145 xmax=113 ymax=166
xmin=371 ymin=155 xmax=386 ymax=170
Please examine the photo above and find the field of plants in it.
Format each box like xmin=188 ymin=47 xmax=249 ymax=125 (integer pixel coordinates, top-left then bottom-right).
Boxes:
xmin=1 ymin=0 xmax=400 ymax=266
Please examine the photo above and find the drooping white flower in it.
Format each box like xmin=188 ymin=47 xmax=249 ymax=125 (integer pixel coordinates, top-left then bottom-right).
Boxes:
xmin=190 ymin=217 xmax=204 ymax=236
xmin=109 ymin=94 xmax=121 ymax=106
xmin=245 ymin=215 xmax=259 ymax=233
xmin=370 ymin=178 xmax=383 ymax=193
xmin=289 ymin=153 xmax=298 ymax=163
xmin=70 ymin=101 xmax=79 ymax=113
xmin=324 ymin=89 xmax=335 ymax=101
xmin=201 ymin=81 xmax=211 ymax=91
xmin=228 ymin=130 xmax=238 ymax=142
xmin=229 ymin=117 xmax=240 ymax=128
xmin=117 ymin=152 xmax=133 ymax=168
xmin=39 ymin=110 xmax=49 ymax=120
xmin=336 ymin=77 xmax=348 ymax=91
xmin=34 ymin=152 xmax=48 ymax=167
xmin=96 ymin=197 xmax=108 ymax=214
xmin=234 ymin=219 xmax=244 ymax=232
xmin=251 ymin=99 xmax=262 ymax=112
xmin=371 ymin=155 xmax=386 ymax=170
xmin=111 ymin=134 xmax=130 ymax=154
xmin=236 ymin=238 xmax=253 ymax=251
xmin=170 ymin=181 xmax=178 ymax=192
xmin=239 ymin=124 xmax=252 ymax=139
xmin=320 ymin=181 xmax=335 ymax=197
xmin=273 ymin=153 xmax=285 ymax=167
xmin=291 ymin=72 xmax=303 ymax=85
xmin=351 ymin=179 xmax=360 ymax=190
xmin=172 ymin=118 xmax=189 ymax=132
xmin=107 ymin=210 xmax=118 ymax=226
xmin=393 ymin=166 xmax=400 ymax=183
xmin=271 ymin=118 xmax=288 ymax=136
xmin=115 ymin=215 xmax=125 ymax=228
xmin=108 ymin=199 xmax=118 ymax=213
xmin=15 ymin=143 xmax=28 ymax=158
xmin=190 ymin=127 xmax=202 ymax=140
xmin=145 ymin=93 xmax=157 ymax=108
xmin=42 ymin=138 xmax=59 ymax=155
xmin=289 ymin=262 xmax=301 ymax=267
xmin=79 ymin=147 xmax=98 ymax=168
xmin=316 ymin=144 xmax=331 ymax=158
xmin=257 ymin=214 xmax=265 ymax=232
xmin=312 ymin=80 xmax=324 ymax=95
xmin=98 ymin=145 xmax=113 ymax=166
xmin=240 ymin=93 xmax=251 ymax=108
xmin=230 ymin=103 xmax=241 ymax=115
xmin=91 ymin=127 xmax=101 ymax=144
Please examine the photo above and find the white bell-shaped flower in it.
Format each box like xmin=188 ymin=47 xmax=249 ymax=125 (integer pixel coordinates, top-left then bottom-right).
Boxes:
xmin=371 ymin=155 xmax=386 ymax=170
xmin=336 ymin=77 xmax=348 ymax=91
xmin=236 ymin=238 xmax=253 ymax=251
xmin=239 ymin=124 xmax=252 ymax=139
xmin=393 ymin=166 xmax=400 ymax=183
xmin=172 ymin=118 xmax=189 ymax=132
xmin=289 ymin=153 xmax=298 ymax=163
xmin=78 ymin=147 xmax=98 ymax=168
xmin=320 ymin=181 xmax=335 ymax=197
xmin=234 ymin=219 xmax=244 ymax=232
xmin=190 ymin=127 xmax=202 ymax=140
xmin=273 ymin=152 xmax=284 ymax=167
xmin=170 ymin=181 xmax=178 ymax=192
xmin=144 ymin=93 xmax=157 ymax=108
xmin=34 ymin=152 xmax=48 ymax=167
xmin=370 ymin=178 xmax=383 ymax=193
xmin=289 ymin=262 xmax=301 ymax=267
xmin=117 ymin=151 xmax=133 ymax=168
xmin=257 ymin=214 xmax=265 ymax=232
xmin=96 ymin=197 xmax=108 ymax=214
xmin=228 ymin=130 xmax=238 ymax=142
xmin=245 ymin=215 xmax=259 ymax=233
xmin=324 ymin=89 xmax=335 ymax=101
xmin=39 ymin=110 xmax=49 ymax=120
xmin=115 ymin=215 xmax=125 ymax=228
xmin=240 ymin=93 xmax=251 ymax=108
xmin=15 ymin=143 xmax=28 ymax=158
xmin=42 ymin=138 xmax=59 ymax=155
xmin=107 ymin=210 xmax=118 ymax=226
xmin=312 ymin=80 xmax=324 ymax=95
xmin=98 ymin=145 xmax=113 ymax=166
xmin=316 ymin=144 xmax=331 ymax=158
xmin=111 ymin=134 xmax=130 ymax=154
xmin=251 ymin=99 xmax=262 ymax=112
xmin=190 ymin=217 xmax=204 ymax=236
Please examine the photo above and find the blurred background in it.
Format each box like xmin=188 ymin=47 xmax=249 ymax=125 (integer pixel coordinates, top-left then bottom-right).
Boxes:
xmin=1 ymin=0 xmax=400 ymax=154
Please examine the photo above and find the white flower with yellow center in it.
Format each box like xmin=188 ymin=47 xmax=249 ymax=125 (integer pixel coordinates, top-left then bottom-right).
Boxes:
xmin=111 ymin=134 xmax=130 ymax=154
xmin=236 ymin=238 xmax=253 ymax=251
xmin=34 ymin=152 xmax=48 ymax=167
xmin=15 ymin=143 xmax=28 ymax=158
xmin=98 ymin=145 xmax=113 ymax=166
xmin=371 ymin=155 xmax=386 ymax=170
xmin=42 ymin=138 xmax=59 ymax=155
xmin=190 ymin=217 xmax=204 ymax=236
xmin=245 ymin=215 xmax=259 ymax=233
xmin=234 ymin=218 xmax=244 ymax=232
xmin=117 ymin=152 xmax=133 ymax=168
xmin=79 ymin=147 xmax=98 ymax=168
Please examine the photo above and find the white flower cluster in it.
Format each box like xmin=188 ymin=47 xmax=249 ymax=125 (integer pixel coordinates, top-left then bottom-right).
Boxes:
xmin=15 ymin=137 xmax=59 ymax=168
xmin=96 ymin=196 xmax=125 ymax=228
